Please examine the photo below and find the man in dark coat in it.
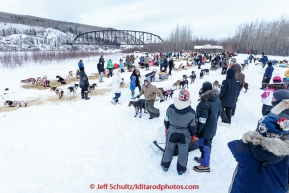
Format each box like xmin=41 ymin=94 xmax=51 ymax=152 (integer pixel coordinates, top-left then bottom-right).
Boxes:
xmin=161 ymin=89 xmax=197 ymax=175
xmin=228 ymin=115 xmax=289 ymax=193
xmin=193 ymin=82 xmax=222 ymax=172
xmin=168 ymin=58 xmax=174 ymax=76
xmin=161 ymin=56 xmax=168 ymax=72
xmin=218 ymin=68 xmax=240 ymax=126
xmin=261 ymin=62 xmax=274 ymax=90
xmin=198 ymin=54 xmax=202 ymax=69
xmin=97 ymin=55 xmax=105 ymax=83
xmin=79 ymin=67 xmax=90 ymax=100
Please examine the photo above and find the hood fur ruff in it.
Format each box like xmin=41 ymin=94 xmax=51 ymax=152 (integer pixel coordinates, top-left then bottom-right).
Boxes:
xmin=242 ymin=131 xmax=289 ymax=156
xmin=173 ymin=97 xmax=191 ymax=110
xmin=200 ymin=89 xmax=219 ymax=101
xmin=271 ymin=99 xmax=289 ymax=115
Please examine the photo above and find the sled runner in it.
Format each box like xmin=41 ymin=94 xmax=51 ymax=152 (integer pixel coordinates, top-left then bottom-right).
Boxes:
xmin=152 ymin=140 xmax=199 ymax=156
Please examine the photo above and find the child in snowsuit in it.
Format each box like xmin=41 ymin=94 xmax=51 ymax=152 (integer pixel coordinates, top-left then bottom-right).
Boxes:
xmin=119 ymin=59 xmax=125 ymax=73
xmin=161 ymin=89 xmax=197 ymax=175
xmin=261 ymin=76 xmax=285 ymax=116
xmin=130 ymin=76 xmax=136 ymax=99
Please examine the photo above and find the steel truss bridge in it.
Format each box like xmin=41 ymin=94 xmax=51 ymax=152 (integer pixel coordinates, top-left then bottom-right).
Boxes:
xmin=62 ymin=30 xmax=164 ymax=48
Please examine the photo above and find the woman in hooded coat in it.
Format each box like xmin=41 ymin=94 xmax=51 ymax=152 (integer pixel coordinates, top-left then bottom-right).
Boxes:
xmin=229 ymin=64 xmax=245 ymax=116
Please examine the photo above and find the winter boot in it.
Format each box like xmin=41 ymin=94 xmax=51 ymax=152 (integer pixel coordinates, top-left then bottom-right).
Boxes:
xmin=194 ymin=157 xmax=200 ymax=163
xmin=161 ymin=165 xmax=168 ymax=172
xmin=131 ymin=92 xmax=135 ymax=99
xmin=81 ymin=92 xmax=85 ymax=99
xmin=193 ymin=165 xmax=210 ymax=173
xmin=84 ymin=91 xmax=90 ymax=100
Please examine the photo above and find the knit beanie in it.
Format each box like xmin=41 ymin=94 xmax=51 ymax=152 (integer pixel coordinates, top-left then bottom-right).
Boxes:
xmin=257 ymin=115 xmax=289 ymax=138
xmin=272 ymin=76 xmax=283 ymax=84
xmin=273 ymin=89 xmax=289 ymax=102
xmin=178 ymin=89 xmax=190 ymax=101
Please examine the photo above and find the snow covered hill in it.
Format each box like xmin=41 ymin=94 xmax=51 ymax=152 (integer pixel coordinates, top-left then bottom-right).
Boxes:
xmin=0 ymin=54 xmax=289 ymax=193
xmin=0 ymin=22 xmax=102 ymax=51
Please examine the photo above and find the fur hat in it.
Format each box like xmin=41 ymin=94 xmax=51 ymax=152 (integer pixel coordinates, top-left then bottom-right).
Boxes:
xmin=272 ymin=76 xmax=283 ymax=84
xmin=178 ymin=89 xmax=190 ymax=101
xmin=199 ymin=82 xmax=212 ymax=95
xmin=257 ymin=115 xmax=289 ymax=138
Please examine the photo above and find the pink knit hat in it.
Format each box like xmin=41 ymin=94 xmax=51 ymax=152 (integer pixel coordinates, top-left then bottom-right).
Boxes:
xmin=272 ymin=76 xmax=283 ymax=84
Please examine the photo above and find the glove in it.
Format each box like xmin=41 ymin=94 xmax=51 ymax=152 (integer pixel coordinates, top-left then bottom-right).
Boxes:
xmin=165 ymin=129 xmax=168 ymax=133
xmin=160 ymin=100 xmax=164 ymax=103
xmin=190 ymin=136 xmax=197 ymax=143
xmin=136 ymin=95 xmax=140 ymax=99
xmin=196 ymin=133 xmax=200 ymax=138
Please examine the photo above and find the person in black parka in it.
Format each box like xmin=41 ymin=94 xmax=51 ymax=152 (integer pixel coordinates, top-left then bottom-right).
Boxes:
xmin=97 ymin=55 xmax=105 ymax=83
xmin=168 ymin=58 xmax=174 ymax=76
xmin=218 ymin=68 xmax=240 ymax=125
xmin=193 ymin=82 xmax=222 ymax=172
xmin=79 ymin=67 xmax=90 ymax=100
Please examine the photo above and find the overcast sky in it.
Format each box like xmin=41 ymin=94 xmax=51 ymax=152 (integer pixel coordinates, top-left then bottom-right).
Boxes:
xmin=1 ymin=0 xmax=288 ymax=39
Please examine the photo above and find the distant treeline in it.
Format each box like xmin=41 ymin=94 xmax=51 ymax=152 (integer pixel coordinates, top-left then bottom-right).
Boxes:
xmin=145 ymin=16 xmax=289 ymax=56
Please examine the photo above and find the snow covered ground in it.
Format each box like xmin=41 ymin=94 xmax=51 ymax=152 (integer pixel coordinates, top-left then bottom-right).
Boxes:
xmin=0 ymin=53 xmax=289 ymax=193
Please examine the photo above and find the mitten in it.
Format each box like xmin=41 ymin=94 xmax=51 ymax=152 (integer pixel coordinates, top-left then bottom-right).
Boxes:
xmin=165 ymin=129 xmax=168 ymax=133
xmin=136 ymin=95 xmax=140 ymax=99
xmin=190 ymin=136 xmax=197 ymax=143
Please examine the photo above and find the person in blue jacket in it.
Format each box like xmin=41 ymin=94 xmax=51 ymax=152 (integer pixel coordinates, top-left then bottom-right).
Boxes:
xmin=261 ymin=62 xmax=274 ymax=90
xmin=261 ymin=55 xmax=268 ymax=68
xmin=228 ymin=115 xmax=289 ymax=193
xmin=78 ymin=59 xmax=84 ymax=70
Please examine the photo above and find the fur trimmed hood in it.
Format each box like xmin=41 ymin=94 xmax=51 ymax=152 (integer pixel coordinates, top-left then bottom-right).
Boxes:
xmin=200 ymin=89 xmax=219 ymax=102
xmin=243 ymin=131 xmax=289 ymax=160
xmin=271 ymin=99 xmax=289 ymax=115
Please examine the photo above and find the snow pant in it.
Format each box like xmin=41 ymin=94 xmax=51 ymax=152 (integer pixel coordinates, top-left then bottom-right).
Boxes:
xmin=198 ymin=138 xmax=213 ymax=167
xmin=98 ymin=72 xmax=103 ymax=83
xmin=81 ymin=87 xmax=88 ymax=98
xmin=262 ymin=104 xmax=273 ymax=116
xmin=161 ymin=128 xmax=191 ymax=173
xmin=107 ymin=68 xmax=113 ymax=78
xmin=169 ymin=67 xmax=172 ymax=75
xmin=221 ymin=67 xmax=227 ymax=75
xmin=120 ymin=69 xmax=125 ymax=73
xmin=131 ymin=90 xmax=135 ymax=98
xmin=232 ymin=104 xmax=236 ymax=116
xmin=145 ymin=63 xmax=149 ymax=70
xmin=145 ymin=100 xmax=159 ymax=118
xmin=254 ymin=58 xmax=256 ymax=63
xmin=114 ymin=93 xmax=121 ymax=102
xmin=219 ymin=61 xmax=222 ymax=68
xmin=249 ymin=59 xmax=252 ymax=63
xmin=261 ymin=77 xmax=271 ymax=89
xmin=221 ymin=106 xmax=233 ymax=124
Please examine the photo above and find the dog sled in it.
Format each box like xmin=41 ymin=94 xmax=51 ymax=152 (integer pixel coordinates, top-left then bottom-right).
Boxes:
xmin=152 ymin=140 xmax=199 ymax=156
xmin=156 ymin=70 xmax=168 ymax=82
